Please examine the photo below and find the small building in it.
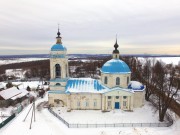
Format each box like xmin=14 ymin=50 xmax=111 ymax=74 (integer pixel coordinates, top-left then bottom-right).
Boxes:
xmin=48 ymin=29 xmax=145 ymax=111
xmin=0 ymin=86 xmax=29 ymax=107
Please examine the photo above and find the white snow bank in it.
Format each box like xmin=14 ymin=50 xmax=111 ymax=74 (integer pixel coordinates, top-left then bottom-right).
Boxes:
xmin=53 ymin=101 xmax=160 ymax=124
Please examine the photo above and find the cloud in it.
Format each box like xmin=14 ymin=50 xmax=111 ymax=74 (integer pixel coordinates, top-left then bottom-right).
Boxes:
xmin=0 ymin=0 xmax=180 ymax=55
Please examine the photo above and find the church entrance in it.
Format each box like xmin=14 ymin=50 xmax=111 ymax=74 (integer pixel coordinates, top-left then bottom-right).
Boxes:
xmin=115 ymin=102 xmax=120 ymax=109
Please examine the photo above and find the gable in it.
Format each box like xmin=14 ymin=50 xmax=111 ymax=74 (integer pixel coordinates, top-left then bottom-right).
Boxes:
xmin=103 ymin=88 xmax=134 ymax=96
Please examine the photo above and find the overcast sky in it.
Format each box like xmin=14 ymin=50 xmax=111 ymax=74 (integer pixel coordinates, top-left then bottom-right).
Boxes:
xmin=0 ymin=0 xmax=180 ymax=55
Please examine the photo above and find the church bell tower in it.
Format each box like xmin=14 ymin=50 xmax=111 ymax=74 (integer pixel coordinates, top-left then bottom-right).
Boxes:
xmin=49 ymin=28 xmax=69 ymax=91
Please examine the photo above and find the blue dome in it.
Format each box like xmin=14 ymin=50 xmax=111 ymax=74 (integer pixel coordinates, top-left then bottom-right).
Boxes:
xmin=51 ymin=44 xmax=67 ymax=51
xmin=101 ymin=59 xmax=131 ymax=74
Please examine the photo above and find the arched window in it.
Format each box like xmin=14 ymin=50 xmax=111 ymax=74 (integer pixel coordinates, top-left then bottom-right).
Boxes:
xmin=104 ymin=76 xmax=108 ymax=84
xmin=127 ymin=77 xmax=129 ymax=85
xmin=55 ymin=64 xmax=61 ymax=78
xmin=116 ymin=77 xmax=120 ymax=85
xmin=66 ymin=64 xmax=68 ymax=77
xmin=55 ymin=83 xmax=61 ymax=86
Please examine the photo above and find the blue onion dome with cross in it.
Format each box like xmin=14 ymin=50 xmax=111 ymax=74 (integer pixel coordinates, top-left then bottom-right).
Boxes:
xmin=101 ymin=38 xmax=131 ymax=74
xmin=51 ymin=28 xmax=67 ymax=51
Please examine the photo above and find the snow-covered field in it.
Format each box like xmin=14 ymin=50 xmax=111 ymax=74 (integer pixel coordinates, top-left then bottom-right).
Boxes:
xmin=0 ymin=94 xmax=180 ymax=135
xmin=53 ymin=101 xmax=160 ymax=124
xmin=155 ymin=57 xmax=180 ymax=65
xmin=0 ymin=57 xmax=179 ymax=66
xmin=0 ymin=58 xmax=48 ymax=65
xmin=138 ymin=57 xmax=180 ymax=65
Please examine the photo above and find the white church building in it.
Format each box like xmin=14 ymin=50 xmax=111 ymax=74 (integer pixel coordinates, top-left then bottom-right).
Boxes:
xmin=48 ymin=29 xmax=145 ymax=111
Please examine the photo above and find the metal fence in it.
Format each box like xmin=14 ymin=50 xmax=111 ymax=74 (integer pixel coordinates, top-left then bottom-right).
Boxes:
xmin=0 ymin=113 xmax=15 ymax=129
xmin=48 ymin=108 xmax=173 ymax=128
xmin=48 ymin=108 xmax=69 ymax=127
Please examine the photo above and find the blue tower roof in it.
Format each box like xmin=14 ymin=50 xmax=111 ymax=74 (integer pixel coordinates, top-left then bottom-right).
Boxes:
xmin=101 ymin=59 xmax=131 ymax=74
xmin=51 ymin=44 xmax=67 ymax=51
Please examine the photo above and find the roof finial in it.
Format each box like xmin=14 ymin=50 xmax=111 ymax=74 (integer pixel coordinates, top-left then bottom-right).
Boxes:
xmin=115 ymin=34 xmax=117 ymax=44
xmin=56 ymin=23 xmax=62 ymax=44
xmin=114 ymin=34 xmax=119 ymax=51
xmin=57 ymin=23 xmax=61 ymax=38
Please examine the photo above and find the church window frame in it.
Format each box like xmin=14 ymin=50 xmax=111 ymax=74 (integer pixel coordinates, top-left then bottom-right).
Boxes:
xmin=108 ymin=101 xmax=111 ymax=107
xmin=94 ymin=101 xmax=97 ymax=107
xmin=116 ymin=77 xmax=120 ymax=85
xmin=55 ymin=64 xmax=61 ymax=78
xmin=55 ymin=83 xmax=61 ymax=86
xmin=127 ymin=76 xmax=129 ymax=85
xmin=85 ymin=101 xmax=89 ymax=107
xmin=123 ymin=96 xmax=127 ymax=99
xmin=123 ymin=101 xmax=127 ymax=107
xmin=77 ymin=101 xmax=80 ymax=107
xmin=104 ymin=76 xmax=108 ymax=84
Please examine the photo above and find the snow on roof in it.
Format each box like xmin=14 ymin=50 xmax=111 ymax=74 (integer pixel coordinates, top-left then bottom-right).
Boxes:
xmin=0 ymin=87 xmax=28 ymax=100
xmin=0 ymin=82 xmax=4 ymax=89
xmin=128 ymin=81 xmax=145 ymax=91
xmin=65 ymin=78 xmax=109 ymax=93
xmin=11 ymin=89 xmax=29 ymax=100
xmin=0 ymin=87 xmax=21 ymax=100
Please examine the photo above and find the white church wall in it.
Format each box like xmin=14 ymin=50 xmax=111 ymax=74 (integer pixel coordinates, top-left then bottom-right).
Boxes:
xmin=48 ymin=93 xmax=67 ymax=107
xmin=101 ymin=73 xmax=131 ymax=88
xmin=69 ymin=93 xmax=102 ymax=110
xmin=49 ymin=85 xmax=65 ymax=91
xmin=133 ymin=91 xmax=145 ymax=108
xmin=103 ymin=90 xmax=134 ymax=111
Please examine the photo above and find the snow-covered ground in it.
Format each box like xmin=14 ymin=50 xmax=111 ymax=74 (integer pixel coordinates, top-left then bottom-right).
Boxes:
xmin=53 ymin=101 xmax=160 ymax=124
xmin=0 ymin=94 xmax=180 ymax=135
xmin=0 ymin=81 xmax=49 ymax=90
xmin=0 ymin=58 xmax=48 ymax=65
xmin=0 ymin=81 xmax=47 ymax=120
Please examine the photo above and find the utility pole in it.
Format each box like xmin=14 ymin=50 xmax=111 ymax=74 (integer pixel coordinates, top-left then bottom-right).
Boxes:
xmin=23 ymin=101 xmax=36 ymax=129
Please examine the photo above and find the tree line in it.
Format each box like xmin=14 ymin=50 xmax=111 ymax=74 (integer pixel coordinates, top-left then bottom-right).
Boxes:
xmin=133 ymin=58 xmax=180 ymax=121
xmin=0 ymin=56 xmax=180 ymax=122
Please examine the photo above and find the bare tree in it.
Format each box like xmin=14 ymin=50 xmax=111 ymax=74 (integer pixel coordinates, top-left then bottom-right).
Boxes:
xmin=143 ymin=58 xmax=152 ymax=101
xmin=153 ymin=61 xmax=180 ymax=121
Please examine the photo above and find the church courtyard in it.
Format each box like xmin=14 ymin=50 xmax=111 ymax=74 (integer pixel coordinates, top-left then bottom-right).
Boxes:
xmin=52 ymin=101 xmax=165 ymax=124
